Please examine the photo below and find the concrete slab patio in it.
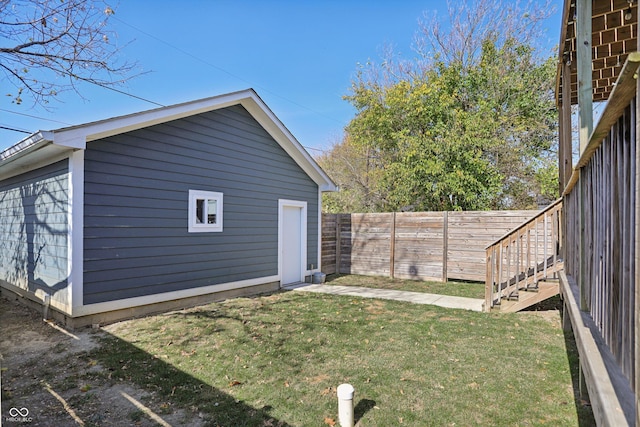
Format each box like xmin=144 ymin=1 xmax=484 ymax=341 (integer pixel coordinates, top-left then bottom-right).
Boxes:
xmin=286 ymin=284 xmax=485 ymax=312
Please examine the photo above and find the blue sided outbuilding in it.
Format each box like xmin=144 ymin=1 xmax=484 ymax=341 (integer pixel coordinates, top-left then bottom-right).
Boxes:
xmin=0 ymin=89 xmax=337 ymax=327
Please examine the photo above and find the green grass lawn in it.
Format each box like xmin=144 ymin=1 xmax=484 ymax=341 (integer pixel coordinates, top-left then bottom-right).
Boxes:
xmin=326 ymin=274 xmax=486 ymax=299
xmin=91 ymin=289 xmax=594 ymax=426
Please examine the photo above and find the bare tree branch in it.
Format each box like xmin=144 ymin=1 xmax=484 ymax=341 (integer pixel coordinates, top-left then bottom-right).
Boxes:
xmin=0 ymin=0 xmax=138 ymax=106
xmin=415 ymin=0 xmax=555 ymax=72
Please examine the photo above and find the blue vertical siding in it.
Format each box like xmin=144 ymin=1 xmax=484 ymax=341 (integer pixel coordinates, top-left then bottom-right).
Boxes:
xmin=0 ymin=160 xmax=69 ymax=304
xmin=83 ymin=105 xmax=319 ymax=304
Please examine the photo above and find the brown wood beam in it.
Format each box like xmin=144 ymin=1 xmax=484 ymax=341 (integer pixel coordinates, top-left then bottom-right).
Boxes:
xmin=389 ymin=212 xmax=396 ymax=279
xmin=562 ymin=60 xmax=573 ymax=189
xmin=442 ymin=211 xmax=448 ymax=283
xmin=577 ymin=0 xmax=593 ymax=155
xmin=635 ymin=22 xmax=640 ymax=427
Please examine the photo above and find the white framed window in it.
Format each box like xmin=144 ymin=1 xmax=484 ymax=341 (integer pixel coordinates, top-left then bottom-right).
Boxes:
xmin=189 ymin=190 xmax=223 ymax=232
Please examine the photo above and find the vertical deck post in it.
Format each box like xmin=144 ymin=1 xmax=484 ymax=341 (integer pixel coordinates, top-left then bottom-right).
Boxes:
xmin=560 ymin=58 xmax=572 ymax=277
xmin=559 ymin=100 xmax=566 ymax=195
xmin=485 ymin=245 xmax=493 ymax=311
xmin=635 ymin=32 xmax=640 ymax=427
xmin=576 ymin=0 xmax=592 ymax=312
xmin=576 ymin=0 xmax=593 ymax=155
xmin=526 ymin=226 xmax=531 ymax=287
xmin=562 ymin=56 xmax=573 ymax=187
xmin=576 ymin=0 xmax=593 ymax=396
xmin=506 ymin=243 xmax=511 ymax=299
xmin=544 ymin=213 xmax=549 ymax=279
xmin=535 ymin=216 xmax=539 ymax=276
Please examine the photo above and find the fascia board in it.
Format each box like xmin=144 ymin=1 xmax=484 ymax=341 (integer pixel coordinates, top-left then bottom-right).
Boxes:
xmin=0 ymin=131 xmax=69 ymax=180
xmin=0 ymin=131 xmax=50 ymax=161
xmin=2 ymin=89 xmax=337 ymax=192
xmin=240 ymin=92 xmax=338 ymax=192
xmin=52 ymin=90 xmax=255 ymax=144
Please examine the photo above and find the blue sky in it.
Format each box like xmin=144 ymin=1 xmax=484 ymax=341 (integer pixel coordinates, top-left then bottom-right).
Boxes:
xmin=0 ymin=1 xmax=563 ymax=154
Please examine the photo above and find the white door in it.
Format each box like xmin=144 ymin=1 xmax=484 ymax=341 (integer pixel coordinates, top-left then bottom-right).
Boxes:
xmin=279 ymin=200 xmax=307 ymax=285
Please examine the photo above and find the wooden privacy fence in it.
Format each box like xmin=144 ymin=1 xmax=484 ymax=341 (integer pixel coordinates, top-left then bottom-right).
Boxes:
xmin=322 ymin=210 xmax=537 ymax=283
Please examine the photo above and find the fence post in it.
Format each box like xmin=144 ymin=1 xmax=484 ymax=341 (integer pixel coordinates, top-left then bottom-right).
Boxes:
xmin=336 ymin=214 xmax=342 ymax=274
xmin=390 ymin=212 xmax=396 ymax=279
xmin=442 ymin=211 xmax=449 ymax=283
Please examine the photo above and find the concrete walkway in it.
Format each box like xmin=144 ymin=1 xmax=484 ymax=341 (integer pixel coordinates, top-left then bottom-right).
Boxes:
xmin=286 ymin=283 xmax=485 ymax=312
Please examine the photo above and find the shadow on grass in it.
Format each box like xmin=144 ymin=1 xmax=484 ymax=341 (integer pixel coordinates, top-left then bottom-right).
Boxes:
xmin=354 ymin=399 xmax=376 ymax=423
xmin=522 ymin=295 xmax=596 ymax=425
xmin=91 ymin=332 xmax=292 ymax=427
xmin=521 ymin=294 xmax=563 ymax=312
xmin=560 ymin=312 xmax=597 ymax=427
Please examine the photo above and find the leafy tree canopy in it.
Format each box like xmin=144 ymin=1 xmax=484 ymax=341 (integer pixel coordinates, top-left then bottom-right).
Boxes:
xmin=321 ymin=0 xmax=558 ymax=213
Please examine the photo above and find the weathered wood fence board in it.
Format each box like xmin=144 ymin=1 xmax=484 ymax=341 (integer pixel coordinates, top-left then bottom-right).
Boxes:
xmin=322 ymin=210 xmax=537 ymax=282
xmin=393 ymin=211 xmax=445 ymax=281
xmin=447 ymin=211 xmax=535 ymax=282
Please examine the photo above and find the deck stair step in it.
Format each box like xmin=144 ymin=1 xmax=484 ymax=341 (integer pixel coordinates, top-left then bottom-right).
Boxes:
xmin=495 ymin=281 xmax=559 ymax=313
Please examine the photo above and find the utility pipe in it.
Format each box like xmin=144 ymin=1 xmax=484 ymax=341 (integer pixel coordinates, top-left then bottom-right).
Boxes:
xmin=337 ymin=383 xmax=355 ymax=427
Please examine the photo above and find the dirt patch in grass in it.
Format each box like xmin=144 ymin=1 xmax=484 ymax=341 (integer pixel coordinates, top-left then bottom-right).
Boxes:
xmin=0 ymin=297 xmax=205 ymax=427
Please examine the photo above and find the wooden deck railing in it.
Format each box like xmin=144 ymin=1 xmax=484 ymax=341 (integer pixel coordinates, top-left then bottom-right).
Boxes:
xmin=564 ymin=77 xmax=640 ymax=414
xmin=560 ymin=55 xmax=639 ymax=420
xmin=484 ymin=199 xmax=563 ymax=311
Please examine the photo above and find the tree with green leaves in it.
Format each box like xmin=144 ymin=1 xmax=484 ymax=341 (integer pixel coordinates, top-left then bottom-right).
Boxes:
xmin=323 ymin=0 xmax=558 ymax=213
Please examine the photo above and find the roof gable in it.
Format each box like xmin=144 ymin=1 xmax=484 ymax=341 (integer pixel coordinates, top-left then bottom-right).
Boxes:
xmin=0 ymin=89 xmax=336 ymax=191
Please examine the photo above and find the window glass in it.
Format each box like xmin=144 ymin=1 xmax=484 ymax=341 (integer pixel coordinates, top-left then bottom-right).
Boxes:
xmin=189 ymin=190 xmax=223 ymax=232
xmin=207 ymin=199 xmax=217 ymax=224
xmin=196 ymin=199 xmax=205 ymax=224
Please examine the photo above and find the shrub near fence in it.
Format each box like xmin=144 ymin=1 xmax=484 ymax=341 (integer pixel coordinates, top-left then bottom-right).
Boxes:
xmin=322 ymin=210 xmax=537 ymax=283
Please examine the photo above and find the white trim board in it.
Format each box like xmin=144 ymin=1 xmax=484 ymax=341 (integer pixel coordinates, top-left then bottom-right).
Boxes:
xmin=68 ymin=151 xmax=84 ymax=312
xmin=72 ymin=275 xmax=279 ymax=317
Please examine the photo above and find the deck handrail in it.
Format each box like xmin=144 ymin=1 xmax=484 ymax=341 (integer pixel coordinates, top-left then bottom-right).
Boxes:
xmin=485 ymin=200 xmax=563 ymax=311
xmin=484 ymin=198 xmax=563 ymax=250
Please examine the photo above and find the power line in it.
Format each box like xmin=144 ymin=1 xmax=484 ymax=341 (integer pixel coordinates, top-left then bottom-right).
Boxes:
xmin=0 ymin=87 xmax=163 ymax=133
xmin=0 ymin=125 xmax=31 ymax=134
xmin=113 ymin=17 xmax=254 ymax=89
xmin=304 ymin=145 xmax=329 ymax=154
xmin=1 ymin=15 xmax=346 ymax=151
xmin=83 ymin=82 xmax=165 ymax=108
xmin=1 ymin=19 xmax=346 ymax=144
xmin=0 ymin=108 xmax=72 ymax=125
xmin=113 ymin=16 xmax=347 ymax=128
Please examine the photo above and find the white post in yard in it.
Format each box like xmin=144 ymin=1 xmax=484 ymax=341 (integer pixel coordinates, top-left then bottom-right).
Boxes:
xmin=42 ymin=293 xmax=51 ymax=320
xmin=337 ymin=383 xmax=355 ymax=427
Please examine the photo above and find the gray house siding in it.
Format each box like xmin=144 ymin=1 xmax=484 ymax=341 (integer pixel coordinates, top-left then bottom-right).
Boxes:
xmin=83 ymin=105 xmax=319 ymax=304
xmin=0 ymin=160 xmax=69 ymax=306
